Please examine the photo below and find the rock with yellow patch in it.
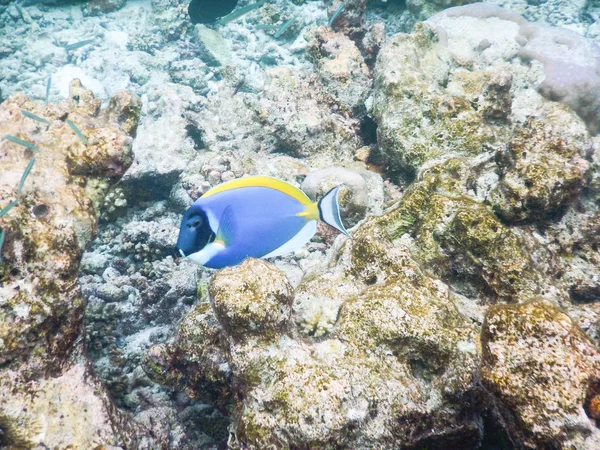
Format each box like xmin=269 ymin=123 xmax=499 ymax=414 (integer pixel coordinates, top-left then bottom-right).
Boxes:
xmin=210 ymin=259 xmax=294 ymax=341
xmin=372 ymin=23 xmax=499 ymax=180
xmin=489 ymin=117 xmax=589 ymax=223
xmin=482 ymin=300 xmax=600 ymax=449
xmin=0 ymin=80 xmax=136 ymax=366
xmin=172 ymin=245 xmax=481 ymax=448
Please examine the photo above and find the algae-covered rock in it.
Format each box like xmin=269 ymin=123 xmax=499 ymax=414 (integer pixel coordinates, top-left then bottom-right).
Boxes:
xmin=371 ymin=23 xmax=498 ymax=180
xmin=0 ymin=82 xmax=134 ymax=367
xmin=210 ymin=259 xmax=294 ymax=341
xmin=0 ymin=352 xmax=144 ymax=449
xmin=344 ymin=158 xmax=542 ymax=303
xmin=482 ymin=300 xmax=600 ymax=449
xmin=489 ymin=118 xmax=589 ymax=223
xmin=171 ymin=237 xmax=481 ymax=448
xmin=0 ymin=83 xmax=144 ymax=447
xmin=307 ymin=27 xmax=371 ymax=115
xmin=261 ymin=67 xmax=362 ymax=162
xmin=440 ymin=203 xmax=538 ymax=301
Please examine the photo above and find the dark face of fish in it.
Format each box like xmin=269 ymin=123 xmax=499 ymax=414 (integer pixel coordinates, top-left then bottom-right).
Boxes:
xmin=176 ymin=205 xmax=215 ymax=257
xmin=188 ymin=0 xmax=239 ymax=24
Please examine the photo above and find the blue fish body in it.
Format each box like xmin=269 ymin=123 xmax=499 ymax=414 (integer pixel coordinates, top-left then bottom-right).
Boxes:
xmin=176 ymin=176 xmax=349 ymax=269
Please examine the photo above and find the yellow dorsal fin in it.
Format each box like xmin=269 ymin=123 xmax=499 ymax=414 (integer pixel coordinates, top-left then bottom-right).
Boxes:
xmin=202 ymin=176 xmax=313 ymax=205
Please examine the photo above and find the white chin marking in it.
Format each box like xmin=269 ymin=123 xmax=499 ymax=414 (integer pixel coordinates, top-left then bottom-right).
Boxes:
xmin=179 ymin=249 xmax=186 ymax=257
xmin=187 ymin=242 xmax=225 ymax=266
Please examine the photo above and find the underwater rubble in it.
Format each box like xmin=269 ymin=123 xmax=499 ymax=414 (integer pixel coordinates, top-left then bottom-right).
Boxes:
xmin=1 ymin=0 xmax=600 ymax=448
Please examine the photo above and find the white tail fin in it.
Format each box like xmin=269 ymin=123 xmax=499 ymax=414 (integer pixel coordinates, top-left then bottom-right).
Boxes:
xmin=318 ymin=186 xmax=351 ymax=237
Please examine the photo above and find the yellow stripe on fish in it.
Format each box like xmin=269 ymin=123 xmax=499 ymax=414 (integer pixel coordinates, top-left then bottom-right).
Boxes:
xmin=203 ymin=175 xmax=319 ymax=220
xmin=203 ymin=176 xmax=310 ymax=203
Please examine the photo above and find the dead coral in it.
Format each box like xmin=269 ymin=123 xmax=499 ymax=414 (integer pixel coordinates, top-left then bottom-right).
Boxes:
xmin=0 ymin=81 xmax=146 ymax=448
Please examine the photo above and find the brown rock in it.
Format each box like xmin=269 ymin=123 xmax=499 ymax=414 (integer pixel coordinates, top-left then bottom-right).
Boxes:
xmin=0 ymin=83 xmax=148 ymax=447
xmin=482 ymin=300 xmax=600 ymax=449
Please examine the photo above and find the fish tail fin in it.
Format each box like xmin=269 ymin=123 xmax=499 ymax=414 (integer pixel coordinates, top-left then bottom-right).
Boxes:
xmin=317 ymin=186 xmax=351 ymax=237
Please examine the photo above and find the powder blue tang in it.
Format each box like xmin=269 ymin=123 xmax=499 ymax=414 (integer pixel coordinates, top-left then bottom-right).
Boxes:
xmin=175 ymin=176 xmax=350 ymax=269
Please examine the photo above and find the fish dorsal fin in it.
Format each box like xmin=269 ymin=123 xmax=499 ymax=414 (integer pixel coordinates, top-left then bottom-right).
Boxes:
xmin=202 ymin=176 xmax=312 ymax=205
xmin=215 ymin=205 xmax=236 ymax=247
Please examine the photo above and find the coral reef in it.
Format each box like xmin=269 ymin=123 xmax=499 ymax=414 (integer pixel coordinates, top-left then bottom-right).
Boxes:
xmin=307 ymin=27 xmax=371 ymax=115
xmin=371 ymin=23 xmax=498 ymax=180
xmin=156 ymin=6 xmax=600 ymax=449
xmin=2 ymin=0 xmax=600 ymax=447
xmin=489 ymin=117 xmax=589 ymax=223
xmin=0 ymin=80 xmax=136 ymax=368
xmin=171 ymin=257 xmax=481 ymax=449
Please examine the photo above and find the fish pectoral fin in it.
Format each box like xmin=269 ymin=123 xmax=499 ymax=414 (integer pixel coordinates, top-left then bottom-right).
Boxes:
xmin=215 ymin=205 xmax=237 ymax=247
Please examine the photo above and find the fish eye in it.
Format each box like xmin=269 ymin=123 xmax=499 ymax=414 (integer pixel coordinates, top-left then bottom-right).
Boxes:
xmin=192 ymin=219 xmax=202 ymax=227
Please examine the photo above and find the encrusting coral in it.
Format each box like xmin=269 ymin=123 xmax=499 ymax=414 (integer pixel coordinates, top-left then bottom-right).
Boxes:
xmin=162 ymin=253 xmax=482 ymax=449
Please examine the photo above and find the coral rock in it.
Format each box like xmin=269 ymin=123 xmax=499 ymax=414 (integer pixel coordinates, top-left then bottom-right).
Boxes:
xmin=0 ymin=84 xmax=142 ymax=446
xmin=172 ymin=223 xmax=482 ymax=448
xmin=210 ymin=258 xmax=294 ymax=341
xmin=307 ymin=27 xmax=371 ymax=115
xmin=372 ymin=23 xmax=497 ymax=179
xmin=262 ymin=67 xmax=361 ymax=162
xmin=482 ymin=300 xmax=600 ymax=449
xmin=489 ymin=118 xmax=589 ymax=223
